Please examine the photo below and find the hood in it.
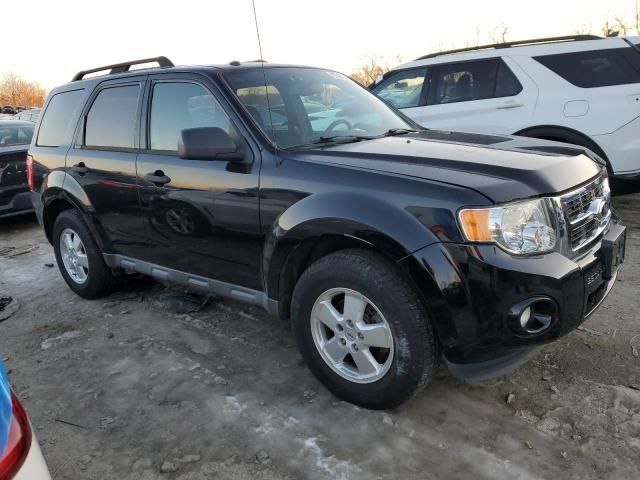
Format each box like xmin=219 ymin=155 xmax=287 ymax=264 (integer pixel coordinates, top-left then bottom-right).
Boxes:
xmin=302 ymin=130 xmax=602 ymax=203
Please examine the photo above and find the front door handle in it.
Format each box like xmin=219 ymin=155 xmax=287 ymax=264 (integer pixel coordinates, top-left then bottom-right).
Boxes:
xmin=71 ymin=162 xmax=89 ymax=174
xmin=144 ymin=170 xmax=172 ymax=186
xmin=496 ymin=101 xmax=524 ymax=110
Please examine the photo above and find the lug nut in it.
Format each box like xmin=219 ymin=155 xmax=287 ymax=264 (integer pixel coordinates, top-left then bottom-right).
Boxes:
xmin=336 ymin=324 xmax=344 ymax=332
xmin=352 ymin=344 xmax=359 ymax=352
xmin=357 ymin=333 xmax=364 ymax=340
xmin=340 ymin=338 xmax=347 ymax=346
xmin=346 ymin=320 xmax=354 ymax=328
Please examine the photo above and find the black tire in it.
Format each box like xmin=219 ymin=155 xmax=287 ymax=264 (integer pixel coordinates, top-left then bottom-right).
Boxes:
xmin=291 ymin=249 xmax=437 ymax=410
xmin=52 ymin=209 xmax=117 ymax=299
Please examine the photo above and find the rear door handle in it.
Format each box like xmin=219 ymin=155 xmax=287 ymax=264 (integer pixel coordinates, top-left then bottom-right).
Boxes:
xmin=71 ymin=162 xmax=89 ymax=173
xmin=496 ymin=101 xmax=524 ymax=109
xmin=144 ymin=170 xmax=172 ymax=186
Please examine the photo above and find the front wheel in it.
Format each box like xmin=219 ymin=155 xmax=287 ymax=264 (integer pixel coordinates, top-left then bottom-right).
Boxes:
xmin=291 ymin=249 xmax=437 ymax=409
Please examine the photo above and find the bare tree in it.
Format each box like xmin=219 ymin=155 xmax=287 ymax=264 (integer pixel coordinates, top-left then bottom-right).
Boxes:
xmin=0 ymin=73 xmax=47 ymax=108
xmin=350 ymin=54 xmax=404 ymax=86
xmin=573 ymin=23 xmax=593 ymax=35
xmin=489 ymin=23 xmax=510 ymax=44
xmin=601 ymin=20 xmax=620 ymax=37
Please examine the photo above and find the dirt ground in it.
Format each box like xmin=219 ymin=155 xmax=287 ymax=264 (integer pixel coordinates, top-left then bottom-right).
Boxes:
xmin=0 ymin=193 xmax=639 ymax=480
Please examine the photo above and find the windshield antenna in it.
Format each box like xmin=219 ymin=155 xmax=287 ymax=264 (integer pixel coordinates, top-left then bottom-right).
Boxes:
xmin=251 ymin=0 xmax=280 ymax=164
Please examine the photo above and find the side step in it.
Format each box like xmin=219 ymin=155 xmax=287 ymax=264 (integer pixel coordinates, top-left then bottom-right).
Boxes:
xmin=103 ymin=253 xmax=278 ymax=316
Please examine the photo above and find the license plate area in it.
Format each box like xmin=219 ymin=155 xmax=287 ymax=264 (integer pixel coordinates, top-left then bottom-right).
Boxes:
xmin=601 ymin=224 xmax=626 ymax=280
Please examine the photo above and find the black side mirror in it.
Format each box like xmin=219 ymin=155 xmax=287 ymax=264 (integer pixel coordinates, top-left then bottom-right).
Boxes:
xmin=178 ymin=127 xmax=243 ymax=161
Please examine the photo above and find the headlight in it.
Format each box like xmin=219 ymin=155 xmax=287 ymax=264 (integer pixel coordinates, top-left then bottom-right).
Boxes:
xmin=458 ymin=199 xmax=557 ymax=255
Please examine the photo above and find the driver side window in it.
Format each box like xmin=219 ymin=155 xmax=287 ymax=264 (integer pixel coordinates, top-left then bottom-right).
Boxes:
xmin=373 ymin=69 xmax=427 ymax=109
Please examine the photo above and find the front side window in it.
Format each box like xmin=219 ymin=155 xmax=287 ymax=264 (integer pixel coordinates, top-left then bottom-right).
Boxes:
xmin=36 ymin=89 xmax=84 ymax=147
xmin=431 ymin=60 xmax=502 ymax=105
xmin=85 ymin=85 xmax=140 ymax=149
xmin=534 ymin=47 xmax=640 ymax=88
xmin=225 ymin=67 xmax=412 ymax=149
xmin=373 ymin=68 xmax=427 ymax=109
xmin=149 ymin=82 xmax=232 ymax=151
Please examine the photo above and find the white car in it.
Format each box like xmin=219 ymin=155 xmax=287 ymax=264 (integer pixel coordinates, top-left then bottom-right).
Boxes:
xmin=371 ymin=35 xmax=640 ymax=181
xmin=1 ymin=365 xmax=51 ymax=480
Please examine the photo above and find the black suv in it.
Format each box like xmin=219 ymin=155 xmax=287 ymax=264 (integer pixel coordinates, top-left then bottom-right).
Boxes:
xmin=28 ymin=57 xmax=626 ymax=409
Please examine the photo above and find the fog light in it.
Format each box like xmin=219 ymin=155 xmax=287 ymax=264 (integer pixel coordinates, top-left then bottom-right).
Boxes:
xmin=508 ymin=297 xmax=558 ymax=335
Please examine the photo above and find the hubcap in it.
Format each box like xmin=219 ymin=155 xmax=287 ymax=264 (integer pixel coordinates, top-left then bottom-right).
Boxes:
xmin=59 ymin=228 xmax=89 ymax=284
xmin=310 ymin=288 xmax=394 ymax=384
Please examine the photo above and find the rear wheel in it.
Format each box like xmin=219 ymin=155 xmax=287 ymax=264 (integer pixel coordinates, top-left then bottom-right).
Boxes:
xmin=291 ymin=249 xmax=437 ymax=409
xmin=53 ymin=209 xmax=117 ymax=299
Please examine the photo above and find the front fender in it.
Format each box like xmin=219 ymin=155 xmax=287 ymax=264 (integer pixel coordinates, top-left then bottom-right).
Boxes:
xmin=263 ymin=192 xmax=440 ymax=299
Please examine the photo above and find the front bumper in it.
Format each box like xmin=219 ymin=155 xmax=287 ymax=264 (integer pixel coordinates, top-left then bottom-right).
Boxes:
xmin=401 ymin=218 xmax=623 ymax=378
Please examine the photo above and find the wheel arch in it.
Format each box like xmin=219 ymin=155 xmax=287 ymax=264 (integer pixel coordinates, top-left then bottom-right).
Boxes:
xmin=263 ymin=192 xmax=439 ymax=319
xmin=514 ymin=125 xmax=611 ymax=172
xmin=41 ymin=175 xmax=109 ymax=251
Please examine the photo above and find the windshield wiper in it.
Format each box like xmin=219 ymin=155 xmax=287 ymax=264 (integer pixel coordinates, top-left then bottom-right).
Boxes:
xmin=384 ymin=128 xmax=420 ymax=137
xmin=315 ymin=134 xmax=377 ymax=144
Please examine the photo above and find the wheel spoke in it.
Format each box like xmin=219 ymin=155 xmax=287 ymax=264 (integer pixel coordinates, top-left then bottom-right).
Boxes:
xmin=71 ymin=234 xmax=81 ymax=249
xmin=313 ymin=300 xmax=342 ymax=332
xmin=64 ymin=233 xmax=74 ymax=250
xmin=322 ymin=337 xmax=347 ymax=364
xmin=351 ymin=349 xmax=380 ymax=377
xmin=76 ymin=253 xmax=89 ymax=268
xmin=74 ymin=263 xmax=85 ymax=280
xmin=343 ymin=292 xmax=366 ymax=323
xmin=359 ymin=323 xmax=392 ymax=349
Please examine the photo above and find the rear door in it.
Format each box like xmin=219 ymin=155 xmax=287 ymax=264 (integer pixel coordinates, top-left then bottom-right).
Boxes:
xmin=413 ymin=58 xmax=537 ymax=134
xmin=135 ymin=73 xmax=262 ymax=289
xmin=65 ymin=77 xmax=148 ymax=257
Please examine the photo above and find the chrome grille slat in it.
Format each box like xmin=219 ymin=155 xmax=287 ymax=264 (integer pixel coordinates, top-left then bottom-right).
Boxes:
xmin=557 ymin=175 xmax=611 ymax=251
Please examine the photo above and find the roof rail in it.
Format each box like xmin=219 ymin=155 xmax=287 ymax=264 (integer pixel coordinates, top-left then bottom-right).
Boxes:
xmin=71 ymin=56 xmax=174 ymax=81
xmin=415 ymin=35 xmax=602 ymax=60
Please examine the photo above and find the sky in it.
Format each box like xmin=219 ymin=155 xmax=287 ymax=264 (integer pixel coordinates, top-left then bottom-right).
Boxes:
xmin=2 ymin=0 xmax=639 ymax=89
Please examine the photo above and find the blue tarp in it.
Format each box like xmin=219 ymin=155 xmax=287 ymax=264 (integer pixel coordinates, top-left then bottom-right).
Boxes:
xmin=0 ymin=360 xmax=11 ymax=457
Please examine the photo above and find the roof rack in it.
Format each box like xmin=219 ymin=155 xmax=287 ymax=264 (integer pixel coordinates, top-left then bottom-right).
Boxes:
xmin=415 ymin=35 xmax=602 ymax=60
xmin=71 ymin=56 xmax=174 ymax=81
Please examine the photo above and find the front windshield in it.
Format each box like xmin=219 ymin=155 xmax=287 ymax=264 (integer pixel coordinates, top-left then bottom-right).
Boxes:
xmin=224 ymin=67 xmax=415 ymax=149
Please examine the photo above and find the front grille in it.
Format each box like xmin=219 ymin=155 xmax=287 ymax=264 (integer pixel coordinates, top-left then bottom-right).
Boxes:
xmin=562 ymin=181 xmax=604 ymax=221
xmin=559 ymin=175 xmax=610 ymax=251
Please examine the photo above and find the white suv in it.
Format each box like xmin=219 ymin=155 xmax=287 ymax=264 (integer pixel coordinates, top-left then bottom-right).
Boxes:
xmin=371 ymin=35 xmax=640 ymax=181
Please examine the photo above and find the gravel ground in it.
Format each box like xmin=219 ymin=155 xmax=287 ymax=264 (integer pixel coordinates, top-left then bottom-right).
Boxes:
xmin=0 ymin=192 xmax=639 ymax=480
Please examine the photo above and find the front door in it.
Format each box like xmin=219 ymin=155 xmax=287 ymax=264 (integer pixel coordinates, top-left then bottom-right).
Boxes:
xmin=135 ymin=75 xmax=262 ymax=290
xmin=65 ymin=77 xmax=148 ymax=258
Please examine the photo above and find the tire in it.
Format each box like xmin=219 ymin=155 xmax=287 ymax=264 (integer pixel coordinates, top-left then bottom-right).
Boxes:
xmin=291 ymin=249 xmax=437 ymax=409
xmin=52 ymin=209 xmax=117 ymax=299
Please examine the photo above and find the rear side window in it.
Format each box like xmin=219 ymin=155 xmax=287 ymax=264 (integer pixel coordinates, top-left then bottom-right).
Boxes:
xmin=495 ymin=61 xmax=523 ymax=97
xmin=36 ymin=89 xmax=84 ymax=147
xmin=373 ymin=68 xmax=427 ymax=109
xmin=534 ymin=48 xmax=640 ymax=88
xmin=429 ymin=59 xmax=522 ymax=105
xmin=85 ymin=85 xmax=140 ymax=149
xmin=0 ymin=125 xmax=33 ymax=146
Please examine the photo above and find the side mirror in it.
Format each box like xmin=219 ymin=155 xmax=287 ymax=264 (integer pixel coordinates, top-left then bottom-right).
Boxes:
xmin=178 ymin=127 xmax=243 ymax=161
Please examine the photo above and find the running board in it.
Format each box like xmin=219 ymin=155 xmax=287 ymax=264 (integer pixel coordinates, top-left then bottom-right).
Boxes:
xmin=103 ymin=253 xmax=278 ymax=315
